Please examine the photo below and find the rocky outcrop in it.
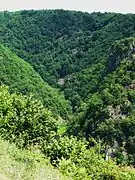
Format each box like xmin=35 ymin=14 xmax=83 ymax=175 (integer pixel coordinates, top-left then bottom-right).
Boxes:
xmin=107 ymin=37 xmax=135 ymax=73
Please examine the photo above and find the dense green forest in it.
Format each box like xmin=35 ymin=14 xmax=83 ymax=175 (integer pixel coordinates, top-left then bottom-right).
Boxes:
xmin=1 ymin=10 xmax=135 ymax=109
xmin=0 ymin=9 xmax=135 ymax=179
xmin=1 ymin=85 xmax=135 ymax=179
xmin=0 ymin=43 xmax=71 ymax=118
xmin=69 ymin=37 xmax=135 ymax=164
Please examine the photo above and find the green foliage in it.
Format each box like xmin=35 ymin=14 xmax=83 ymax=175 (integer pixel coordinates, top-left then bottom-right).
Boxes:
xmin=0 ymin=85 xmax=57 ymax=147
xmin=1 ymin=10 xmax=135 ymax=110
xmin=1 ymin=85 xmax=134 ymax=179
xmin=1 ymin=10 xmax=135 ymax=112
xmin=0 ymin=137 xmax=64 ymax=180
xmin=107 ymin=37 xmax=135 ymax=72
xmin=0 ymin=44 xmax=71 ymax=118
xmin=1 ymin=9 xmax=135 ymax=177
xmin=59 ymin=148 xmax=134 ymax=180
xmin=43 ymin=135 xmax=135 ymax=180
xmin=67 ymin=37 xmax=135 ymax=165
xmin=43 ymin=136 xmax=87 ymax=165
xmin=0 ymin=10 xmax=110 ymax=84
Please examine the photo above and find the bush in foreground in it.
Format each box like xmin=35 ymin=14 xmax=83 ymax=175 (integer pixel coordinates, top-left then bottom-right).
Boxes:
xmin=0 ymin=85 xmax=57 ymax=147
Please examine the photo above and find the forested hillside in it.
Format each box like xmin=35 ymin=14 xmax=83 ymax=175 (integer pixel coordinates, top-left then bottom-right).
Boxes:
xmin=0 ymin=10 xmax=112 ymax=86
xmin=0 ymin=44 xmax=71 ymax=118
xmin=1 ymin=85 xmax=135 ymax=179
xmin=68 ymin=37 xmax=135 ymax=164
xmin=1 ymin=9 xmax=135 ymax=179
xmin=1 ymin=10 xmax=135 ymax=110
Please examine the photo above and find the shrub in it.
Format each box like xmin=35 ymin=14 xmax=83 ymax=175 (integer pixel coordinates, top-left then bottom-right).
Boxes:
xmin=0 ymin=85 xmax=57 ymax=147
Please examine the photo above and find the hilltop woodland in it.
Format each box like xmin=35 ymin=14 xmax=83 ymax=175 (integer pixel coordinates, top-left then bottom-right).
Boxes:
xmin=0 ymin=10 xmax=135 ymax=179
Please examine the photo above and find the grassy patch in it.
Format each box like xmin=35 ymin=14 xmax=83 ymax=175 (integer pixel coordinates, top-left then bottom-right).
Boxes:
xmin=58 ymin=124 xmax=67 ymax=135
xmin=0 ymin=138 xmax=65 ymax=180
